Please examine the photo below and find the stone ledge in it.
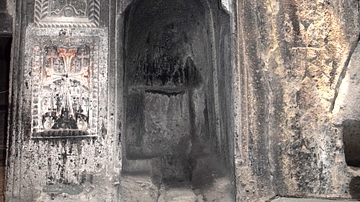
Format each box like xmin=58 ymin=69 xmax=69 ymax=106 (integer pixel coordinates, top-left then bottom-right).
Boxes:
xmin=271 ymin=197 xmax=356 ymax=202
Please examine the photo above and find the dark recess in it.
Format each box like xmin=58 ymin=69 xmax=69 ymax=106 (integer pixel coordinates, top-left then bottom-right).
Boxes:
xmin=349 ymin=176 xmax=360 ymax=199
xmin=0 ymin=37 xmax=11 ymax=166
xmin=343 ymin=121 xmax=360 ymax=167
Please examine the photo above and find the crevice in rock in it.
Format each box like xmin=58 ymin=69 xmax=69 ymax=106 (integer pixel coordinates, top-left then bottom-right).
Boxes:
xmin=330 ymin=36 xmax=360 ymax=112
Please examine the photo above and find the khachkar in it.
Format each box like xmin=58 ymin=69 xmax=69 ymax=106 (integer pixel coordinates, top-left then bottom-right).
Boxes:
xmin=7 ymin=0 xmax=114 ymax=201
xmin=27 ymin=0 xmax=107 ymax=138
xmin=30 ymin=38 xmax=101 ymax=138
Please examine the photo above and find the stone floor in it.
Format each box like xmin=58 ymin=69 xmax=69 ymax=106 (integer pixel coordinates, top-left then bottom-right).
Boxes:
xmin=272 ymin=198 xmax=357 ymax=202
xmin=0 ymin=169 xmax=357 ymax=202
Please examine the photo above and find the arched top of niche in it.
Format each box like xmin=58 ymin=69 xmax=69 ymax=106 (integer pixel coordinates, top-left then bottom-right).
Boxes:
xmin=124 ymin=0 xmax=213 ymax=91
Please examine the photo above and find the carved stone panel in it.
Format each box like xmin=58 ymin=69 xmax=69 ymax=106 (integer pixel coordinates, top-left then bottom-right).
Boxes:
xmin=34 ymin=0 xmax=100 ymax=27
xmin=30 ymin=35 xmax=102 ymax=138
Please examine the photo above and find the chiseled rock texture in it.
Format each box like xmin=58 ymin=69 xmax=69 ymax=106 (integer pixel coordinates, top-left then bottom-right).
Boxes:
xmin=235 ymin=0 xmax=360 ymax=200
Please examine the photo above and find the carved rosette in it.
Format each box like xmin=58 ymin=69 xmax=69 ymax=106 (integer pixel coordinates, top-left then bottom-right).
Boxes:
xmin=31 ymin=37 xmax=100 ymax=137
xmin=34 ymin=0 xmax=100 ymax=27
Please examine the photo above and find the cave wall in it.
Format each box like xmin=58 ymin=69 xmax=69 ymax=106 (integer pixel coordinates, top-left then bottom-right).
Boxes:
xmin=5 ymin=0 xmax=360 ymax=201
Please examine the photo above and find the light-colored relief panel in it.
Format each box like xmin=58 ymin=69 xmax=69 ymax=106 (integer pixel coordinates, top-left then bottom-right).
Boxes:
xmin=34 ymin=0 xmax=100 ymax=27
xmin=29 ymin=33 xmax=105 ymax=138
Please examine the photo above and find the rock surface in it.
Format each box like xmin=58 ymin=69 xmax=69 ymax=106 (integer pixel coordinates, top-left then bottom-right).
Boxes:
xmin=235 ymin=0 xmax=360 ymax=200
xmin=271 ymin=198 xmax=354 ymax=202
xmin=5 ymin=0 xmax=360 ymax=201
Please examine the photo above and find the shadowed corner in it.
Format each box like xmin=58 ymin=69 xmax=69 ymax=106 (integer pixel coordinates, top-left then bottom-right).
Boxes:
xmin=0 ymin=36 xmax=12 ymax=202
xmin=349 ymin=176 xmax=360 ymax=200
xmin=342 ymin=120 xmax=360 ymax=167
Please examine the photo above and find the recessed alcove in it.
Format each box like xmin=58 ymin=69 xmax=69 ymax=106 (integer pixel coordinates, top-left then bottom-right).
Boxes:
xmin=342 ymin=121 xmax=360 ymax=167
xmin=122 ymin=0 xmax=234 ymax=200
xmin=350 ymin=176 xmax=360 ymax=199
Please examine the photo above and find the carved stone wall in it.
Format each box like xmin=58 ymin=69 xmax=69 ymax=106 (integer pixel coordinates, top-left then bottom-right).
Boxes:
xmin=30 ymin=36 xmax=101 ymax=138
xmin=5 ymin=0 xmax=118 ymax=200
xmin=234 ymin=0 xmax=360 ymax=201
xmin=17 ymin=26 xmax=113 ymax=201
xmin=8 ymin=0 xmax=360 ymax=201
xmin=34 ymin=0 xmax=100 ymax=27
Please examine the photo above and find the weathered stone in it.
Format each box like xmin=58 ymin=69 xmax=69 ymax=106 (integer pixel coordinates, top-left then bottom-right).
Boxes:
xmin=5 ymin=0 xmax=360 ymax=201
xmin=158 ymin=184 xmax=197 ymax=202
xmin=271 ymin=198 xmax=354 ymax=202
xmin=233 ymin=0 xmax=360 ymax=200
xmin=119 ymin=175 xmax=158 ymax=202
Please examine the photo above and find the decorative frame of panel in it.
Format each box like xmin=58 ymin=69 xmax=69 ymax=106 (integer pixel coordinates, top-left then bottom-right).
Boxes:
xmin=34 ymin=0 xmax=100 ymax=27
xmin=26 ymin=27 xmax=108 ymax=138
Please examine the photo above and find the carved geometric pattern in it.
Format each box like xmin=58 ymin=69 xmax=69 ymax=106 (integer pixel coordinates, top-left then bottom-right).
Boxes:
xmin=34 ymin=0 xmax=100 ymax=27
xmin=31 ymin=37 xmax=100 ymax=137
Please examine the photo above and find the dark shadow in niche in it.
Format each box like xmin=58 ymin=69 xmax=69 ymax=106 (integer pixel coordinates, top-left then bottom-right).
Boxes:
xmin=123 ymin=0 xmax=234 ymax=199
xmin=124 ymin=0 xmax=210 ymax=161
xmin=0 ymin=36 xmax=11 ymax=166
xmin=342 ymin=120 xmax=360 ymax=167
xmin=349 ymin=176 xmax=360 ymax=199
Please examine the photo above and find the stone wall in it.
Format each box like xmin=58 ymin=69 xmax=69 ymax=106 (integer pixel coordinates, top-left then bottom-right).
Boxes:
xmin=234 ymin=0 xmax=360 ymax=200
xmin=5 ymin=0 xmax=120 ymax=201
xmin=5 ymin=0 xmax=360 ymax=201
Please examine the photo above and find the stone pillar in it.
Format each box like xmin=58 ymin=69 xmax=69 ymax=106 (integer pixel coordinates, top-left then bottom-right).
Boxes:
xmin=6 ymin=0 xmax=119 ymax=201
xmin=234 ymin=0 xmax=360 ymax=200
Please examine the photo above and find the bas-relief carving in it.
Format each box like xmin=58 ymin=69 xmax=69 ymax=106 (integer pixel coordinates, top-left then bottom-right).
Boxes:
xmin=20 ymin=27 xmax=112 ymax=200
xmin=34 ymin=0 xmax=100 ymax=27
xmin=50 ymin=0 xmax=87 ymax=17
xmin=31 ymin=37 xmax=100 ymax=137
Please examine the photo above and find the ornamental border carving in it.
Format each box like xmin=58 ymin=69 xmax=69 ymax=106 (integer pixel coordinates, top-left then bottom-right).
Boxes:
xmin=24 ymin=27 xmax=108 ymax=139
xmin=34 ymin=0 xmax=100 ymax=27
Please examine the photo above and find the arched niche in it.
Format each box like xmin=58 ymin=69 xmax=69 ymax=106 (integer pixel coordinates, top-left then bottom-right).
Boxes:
xmin=125 ymin=0 xmax=212 ymax=158
xmin=122 ymin=0 xmax=234 ymax=200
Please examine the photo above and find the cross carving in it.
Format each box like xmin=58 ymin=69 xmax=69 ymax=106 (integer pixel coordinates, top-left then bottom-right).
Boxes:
xmin=45 ymin=49 xmax=57 ymax=77
xmin=58 ymin=47 xmax=77 ymax=73
xmin=44 ymin=47 xmax=90 ymax=87
xmin=77 ymin=48 xmax=90 ymax=69
xmin=42 ymin=46 xmax=91 ymax=130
